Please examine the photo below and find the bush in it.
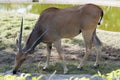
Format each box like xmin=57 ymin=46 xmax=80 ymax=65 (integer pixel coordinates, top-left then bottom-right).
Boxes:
xmin=0 ymin=69 xmax=120 ymax=80
xmin=96 ymin=69 xmax=120 ymax=80
xmin=0 ymin=73 xmax=43 ymax=80
xmin=66 ymin=69 xmax=120 ymax=80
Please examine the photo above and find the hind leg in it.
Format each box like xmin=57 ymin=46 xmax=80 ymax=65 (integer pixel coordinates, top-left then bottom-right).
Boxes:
xmin=77 ymin=30 xmax=93 ymax=69
xmin=94 ymin=47 xmax=101 ymax=67
xmin=93 ymin=35 xmax=102 ymax=67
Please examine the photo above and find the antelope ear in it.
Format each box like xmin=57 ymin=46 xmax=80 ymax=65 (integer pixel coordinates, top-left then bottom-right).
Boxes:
xmin=16 ymin=39 xmax=20 ymax=51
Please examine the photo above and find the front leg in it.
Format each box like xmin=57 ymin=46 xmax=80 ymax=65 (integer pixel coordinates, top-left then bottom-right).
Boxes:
xmin=54 ymin=40 xmax=68 ymax=74
xmin=43 ymin=43 xmax=52 ymax=70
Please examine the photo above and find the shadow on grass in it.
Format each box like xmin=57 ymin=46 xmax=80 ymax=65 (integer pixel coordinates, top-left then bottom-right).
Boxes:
xmin=0 ymin=38 xmax=120 ymax=75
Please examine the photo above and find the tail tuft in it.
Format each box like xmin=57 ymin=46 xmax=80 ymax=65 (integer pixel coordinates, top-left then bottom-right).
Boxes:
xmin=98 ymin=10 xmax=104 ymax=25
xmin=98 ymin=22 xmax=100 ymax=25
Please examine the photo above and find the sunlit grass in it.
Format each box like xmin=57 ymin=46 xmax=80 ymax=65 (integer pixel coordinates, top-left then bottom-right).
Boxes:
xmin=100 ymin=6 xmax=120 ymax=32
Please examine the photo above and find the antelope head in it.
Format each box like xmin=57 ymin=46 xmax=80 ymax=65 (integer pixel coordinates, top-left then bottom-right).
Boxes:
xmin=12 ymin=18 xmax=26 ymax=74
xmin=12 ymin=18 xmax=47 ymax=74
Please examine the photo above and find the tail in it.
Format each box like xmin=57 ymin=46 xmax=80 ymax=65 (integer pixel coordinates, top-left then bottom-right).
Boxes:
xmin=93 ymin=30 xmax=102 ymax=47
xmin=98 ymin=10 xmax=104 ymax=25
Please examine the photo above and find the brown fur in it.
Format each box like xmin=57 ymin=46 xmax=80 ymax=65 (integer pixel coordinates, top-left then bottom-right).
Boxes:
xmin=13 ymin=4 xmax=103 ymax=74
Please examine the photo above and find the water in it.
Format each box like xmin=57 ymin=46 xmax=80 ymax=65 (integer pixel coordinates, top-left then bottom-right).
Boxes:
xmin=0 ymin=3 xmax=32 ymax=13
xmin=0 ymin=3 xmax=120 ymax=32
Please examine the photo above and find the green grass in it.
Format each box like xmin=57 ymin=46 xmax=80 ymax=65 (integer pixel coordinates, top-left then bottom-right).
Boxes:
xmin=1 ymin=61 xmax=120 ymax=75
xmin=0 ymin=12 xmax=37 ymax=50
xmin=27 ymin=3 xmax=120 ymax=32
xmin=100 ymin=6 xmax=120 ymax=32
xmin=29 ymin=3 xmax=73 ymax=14
xmin=1 ymin=3 xmax=120 ymax=32
xmin=24 ymin=61 xmax=120 ymax=74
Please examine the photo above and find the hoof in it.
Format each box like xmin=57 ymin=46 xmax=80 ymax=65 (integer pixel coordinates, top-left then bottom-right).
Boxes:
xmin=93 ymin=64 xmax=99 ymax=69
xmin=12 ymin=69 xmax=21 ymax=74
xmin=42 ymin=67 xmax=48 ymax=71
xmin=42 ymin=68 xmax=46 ymax=71
xmin=64 ymin=70 xmax=69 ymax=74
xmin=64 ymin=72 xmax=69 ymax=74
xmin=13 ymin=70 xmax=17 ymax=74
xmin=77 ymin=67 xmax=83 ymax=70
xmin=18 ymin=69 xmax=21 ymax=72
